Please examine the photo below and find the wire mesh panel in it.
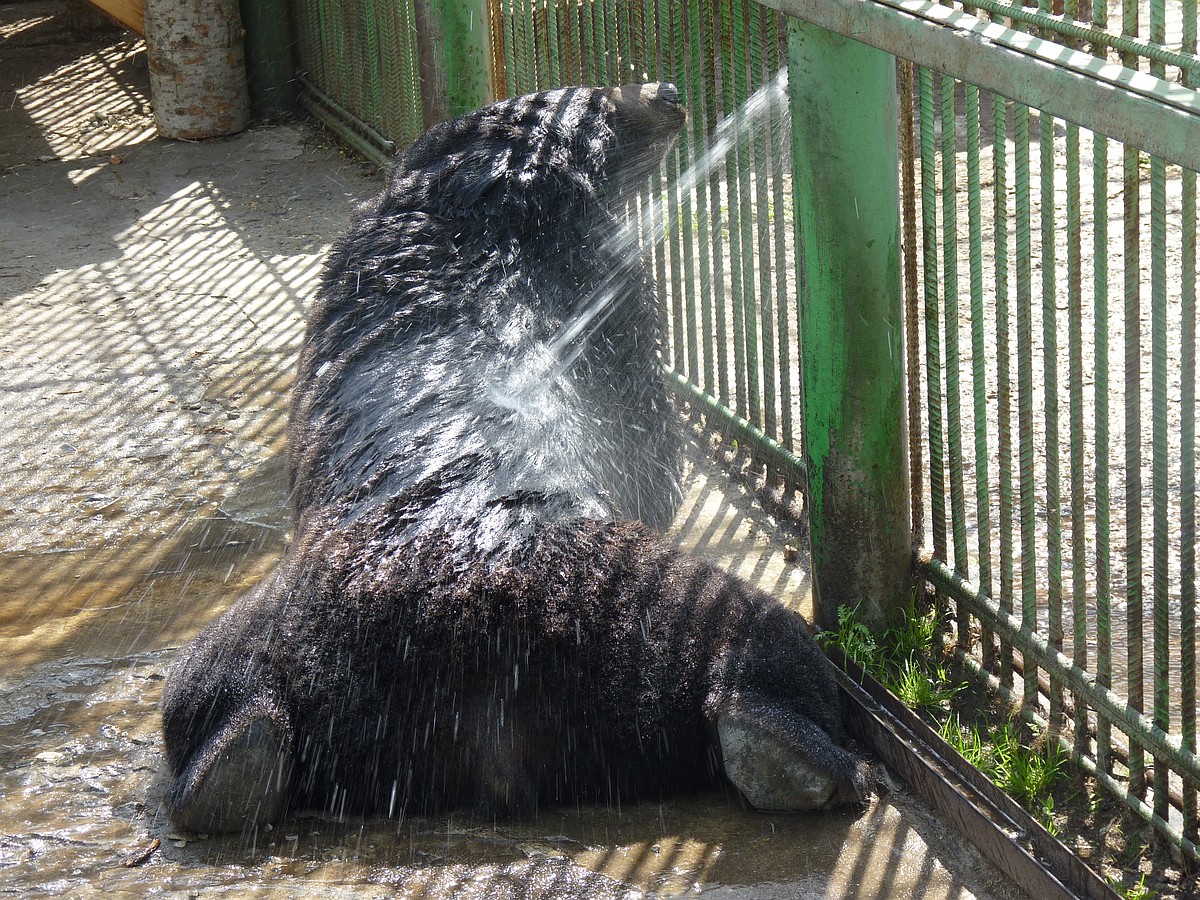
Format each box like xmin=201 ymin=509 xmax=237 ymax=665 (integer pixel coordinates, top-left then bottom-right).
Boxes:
xmin=908 ymin=0 xmax=1200 ymax=858
xmin=291 ymin=0 xmax=425 ymax=153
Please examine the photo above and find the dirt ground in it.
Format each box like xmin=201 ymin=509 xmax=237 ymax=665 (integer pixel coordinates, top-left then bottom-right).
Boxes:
xmin=0 ymin=3 xmax=1031 ymax=897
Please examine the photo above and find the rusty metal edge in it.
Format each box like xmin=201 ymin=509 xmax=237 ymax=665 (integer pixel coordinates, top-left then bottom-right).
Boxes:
xmin=827 ymin=645 xmax=1121 ymax=900
xmin=296 ymin=79 xmax=394 ymax=170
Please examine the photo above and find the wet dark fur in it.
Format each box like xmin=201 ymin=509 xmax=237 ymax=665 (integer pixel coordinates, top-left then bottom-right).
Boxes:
xmin=161 ymin=85 xmax=867 ymax=829
xmin=288 ymin=85 xmax=682 ymax=533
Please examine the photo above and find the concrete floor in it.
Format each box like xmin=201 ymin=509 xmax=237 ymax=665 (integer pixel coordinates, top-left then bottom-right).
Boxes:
xmin=0 ymin=3 xmax=1026 ymax=896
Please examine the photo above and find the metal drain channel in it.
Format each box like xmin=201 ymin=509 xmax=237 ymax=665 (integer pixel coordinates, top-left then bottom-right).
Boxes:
xmin=828 ymin=647 xmax=1120 ymax=900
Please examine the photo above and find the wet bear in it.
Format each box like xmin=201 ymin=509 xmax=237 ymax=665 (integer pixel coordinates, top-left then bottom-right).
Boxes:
xmin=161 ymin=83 xmax=870 ymax=833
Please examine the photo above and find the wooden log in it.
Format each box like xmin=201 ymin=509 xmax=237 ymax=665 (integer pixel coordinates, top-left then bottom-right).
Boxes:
xmin=144 ymin=0 xmax=248 ymax=139
xmin=80 ymin=0 xmax=144 ymax=34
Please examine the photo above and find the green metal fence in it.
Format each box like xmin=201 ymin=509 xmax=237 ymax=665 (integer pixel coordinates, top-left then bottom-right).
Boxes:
xmin=291 ymin=0 xmax=422 ymax=158
xmin=288 ymin=0 xmax=1200 ymax=865
xmin=489 ymin=0 xmax=808 ymax=496
xmin=856 ymin=0 xmax=1200 ymax=860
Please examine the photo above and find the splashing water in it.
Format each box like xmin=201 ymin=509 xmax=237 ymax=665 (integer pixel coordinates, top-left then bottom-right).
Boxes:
xmin=489 ymin=68 xmax=791 ymax=410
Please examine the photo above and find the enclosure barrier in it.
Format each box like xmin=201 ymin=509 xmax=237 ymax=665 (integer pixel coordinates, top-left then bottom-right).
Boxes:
xmin=286 ymin=0 xmax=1200 ymax=869
xmin=772 ymin=0 xmax=1200 ymax=865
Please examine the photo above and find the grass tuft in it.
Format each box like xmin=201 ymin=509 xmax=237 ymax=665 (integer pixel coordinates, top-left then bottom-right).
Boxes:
xmin=1107 ymin=872 xmax=1155 ymax=900
xmin=824 ymin=602 xmax=1069 ymax=836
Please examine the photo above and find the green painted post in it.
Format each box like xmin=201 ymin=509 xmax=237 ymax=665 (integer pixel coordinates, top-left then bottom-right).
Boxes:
xmin=239 ymin=0 xmax=296 ymax=119
xmin=415 ymin=0 xmax=491 ymax=128
xmin=434 ymin=0 xmax=493 ymax=118
xmin=787 ymin=21 xmax=913 ymax=633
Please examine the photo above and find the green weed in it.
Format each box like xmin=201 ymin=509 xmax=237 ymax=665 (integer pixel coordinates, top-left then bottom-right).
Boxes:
xmin=891 ymin=658 xmax=962 ymax=710
xmin=817 ymin=603 xmax=879 ymax=672
xmin=1038 ymin=794 xmax=1060 ymax=837
xmin=881 ymin=602 xmax=942 ymax=668
xmin=1106 ymin=872 xmax=1154 ymax=900
xmin=940 ymin=716 xmax=1069 ymax=831
xmin=938 ymin=713 xmax=989 ymax=769
xmin=824 ymin=604 xmax=1071 ymax=836
xmin=992 ymin=728 xmax=1067 ymax=807
xmin=821 ymin=601 xmax=960 ymax=712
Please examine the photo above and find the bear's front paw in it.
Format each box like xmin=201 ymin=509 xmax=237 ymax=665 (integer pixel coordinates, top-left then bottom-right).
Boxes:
xmin=712 ymin=691 xmax=872 ymax=812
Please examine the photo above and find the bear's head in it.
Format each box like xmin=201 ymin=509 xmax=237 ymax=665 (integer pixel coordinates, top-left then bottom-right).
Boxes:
xmin=382 ymin=83 xmax=686 ymax=231
xmin=601 ymin=82 xmax=688 ymax=197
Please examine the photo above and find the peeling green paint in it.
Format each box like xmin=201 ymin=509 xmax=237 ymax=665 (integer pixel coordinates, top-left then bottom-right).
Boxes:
xmin=437 ymin=0 xmax=492 ymax=117
xmin=788 ymin=20 xmax=913 ymax=633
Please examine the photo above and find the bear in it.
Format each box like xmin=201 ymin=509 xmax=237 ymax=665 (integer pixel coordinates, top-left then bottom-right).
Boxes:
xmin=160 ymin=82 xmax=871 ymax=834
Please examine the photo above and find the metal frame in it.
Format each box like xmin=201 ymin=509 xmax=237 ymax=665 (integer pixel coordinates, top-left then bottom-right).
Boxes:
xmin=758 ymin=0 xmax=1200 ymax=173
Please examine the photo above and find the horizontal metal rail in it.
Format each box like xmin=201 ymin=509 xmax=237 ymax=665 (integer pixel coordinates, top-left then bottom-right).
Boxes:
xmin=758 ymin=0 xmax=1200 ymax=172
xmin=961 ymin=0 xmax=1200 ymax=73
xmin=918 ymin=554 xmax=1200 ymax=791
xmin=663 ymin=367 xmax=807 ymax=485
xmin=298 ymin=74 xmax=394 ymax=168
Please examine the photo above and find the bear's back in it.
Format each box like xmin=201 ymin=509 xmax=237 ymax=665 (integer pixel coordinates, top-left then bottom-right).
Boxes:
xmin=286 ymin=86 xmax=684 ymax=534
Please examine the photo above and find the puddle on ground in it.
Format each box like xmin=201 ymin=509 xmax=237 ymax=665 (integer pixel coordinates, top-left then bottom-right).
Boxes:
xmin=0 ymin=644 xmax=998 ymax=899
xmin=0 ymin=495 xmax=1021 ymax=899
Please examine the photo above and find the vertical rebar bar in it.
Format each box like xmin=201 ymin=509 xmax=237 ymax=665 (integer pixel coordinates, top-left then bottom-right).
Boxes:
xmin=561 ymin=0 xmax=579 ymax=85
xmin=1124 ymin=136 xmax=1147 ymax=799
xmin=770 ymin=15 xmax=793 ymax=465
xmin=1149 ymin=0 xmax=1171 ymax=822
xmin=1088 ymin=0 xmax=1113 ymax=780
xmin=544 ymin=0 xmax=561 ymax=87
xmin=1040 ymin=108 xmax=1065 ymax=735
xmin=661 ymin=0 xmax=684 ymax=375
xmin=723 ymin=0 xmax=749 ymax=420
xmin=1119 ymin=0 xmax=1147 ymax=806
xmin=901 ymin=60 xmax=923 ymax=545
xmin=1065 ymin=114 xmax=1090 ymax=755
xmin=519 ymin=0 xmax=536 ymax=92
xmin=994 ymin=90 xmax=1016 ymax=690
xmin=708 ymin=3 xmax=730 ymax=408
xmin=604 ymin=0 xmax=619 ymax=84
xmin=583 ymin=0 xmax=600 ymax=86
xmin=754 ymin=5 xmax=778 ymax=441
xmin=941 ymin=74 xmax=970 ymax=642
xmin=920 ymin=66 xmax=946 ymax=569
xmin=1183 ymin=169 xmax=1199 ymax=845
xmin=1015 ymin=102 xmax=1038 ymax=712
xmin=1150 ymin=142 xmax=1170 ymax=820
xmin=966 ymin=82 xmax=994 ymax=666
xmin=734 ymin=0 xmax=760 ymax=426
xmin=675 ymin=2 xmax=701 ymax=387
xmin=1182 ymin=0 xmax=1199 ymax=845
xmin=690 ymin=0 xmax=717 ymax=397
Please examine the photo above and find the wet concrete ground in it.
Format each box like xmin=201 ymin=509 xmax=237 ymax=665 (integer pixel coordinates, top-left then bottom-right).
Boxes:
xmin=0 ymin=4 xmax=1025 ymax=896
